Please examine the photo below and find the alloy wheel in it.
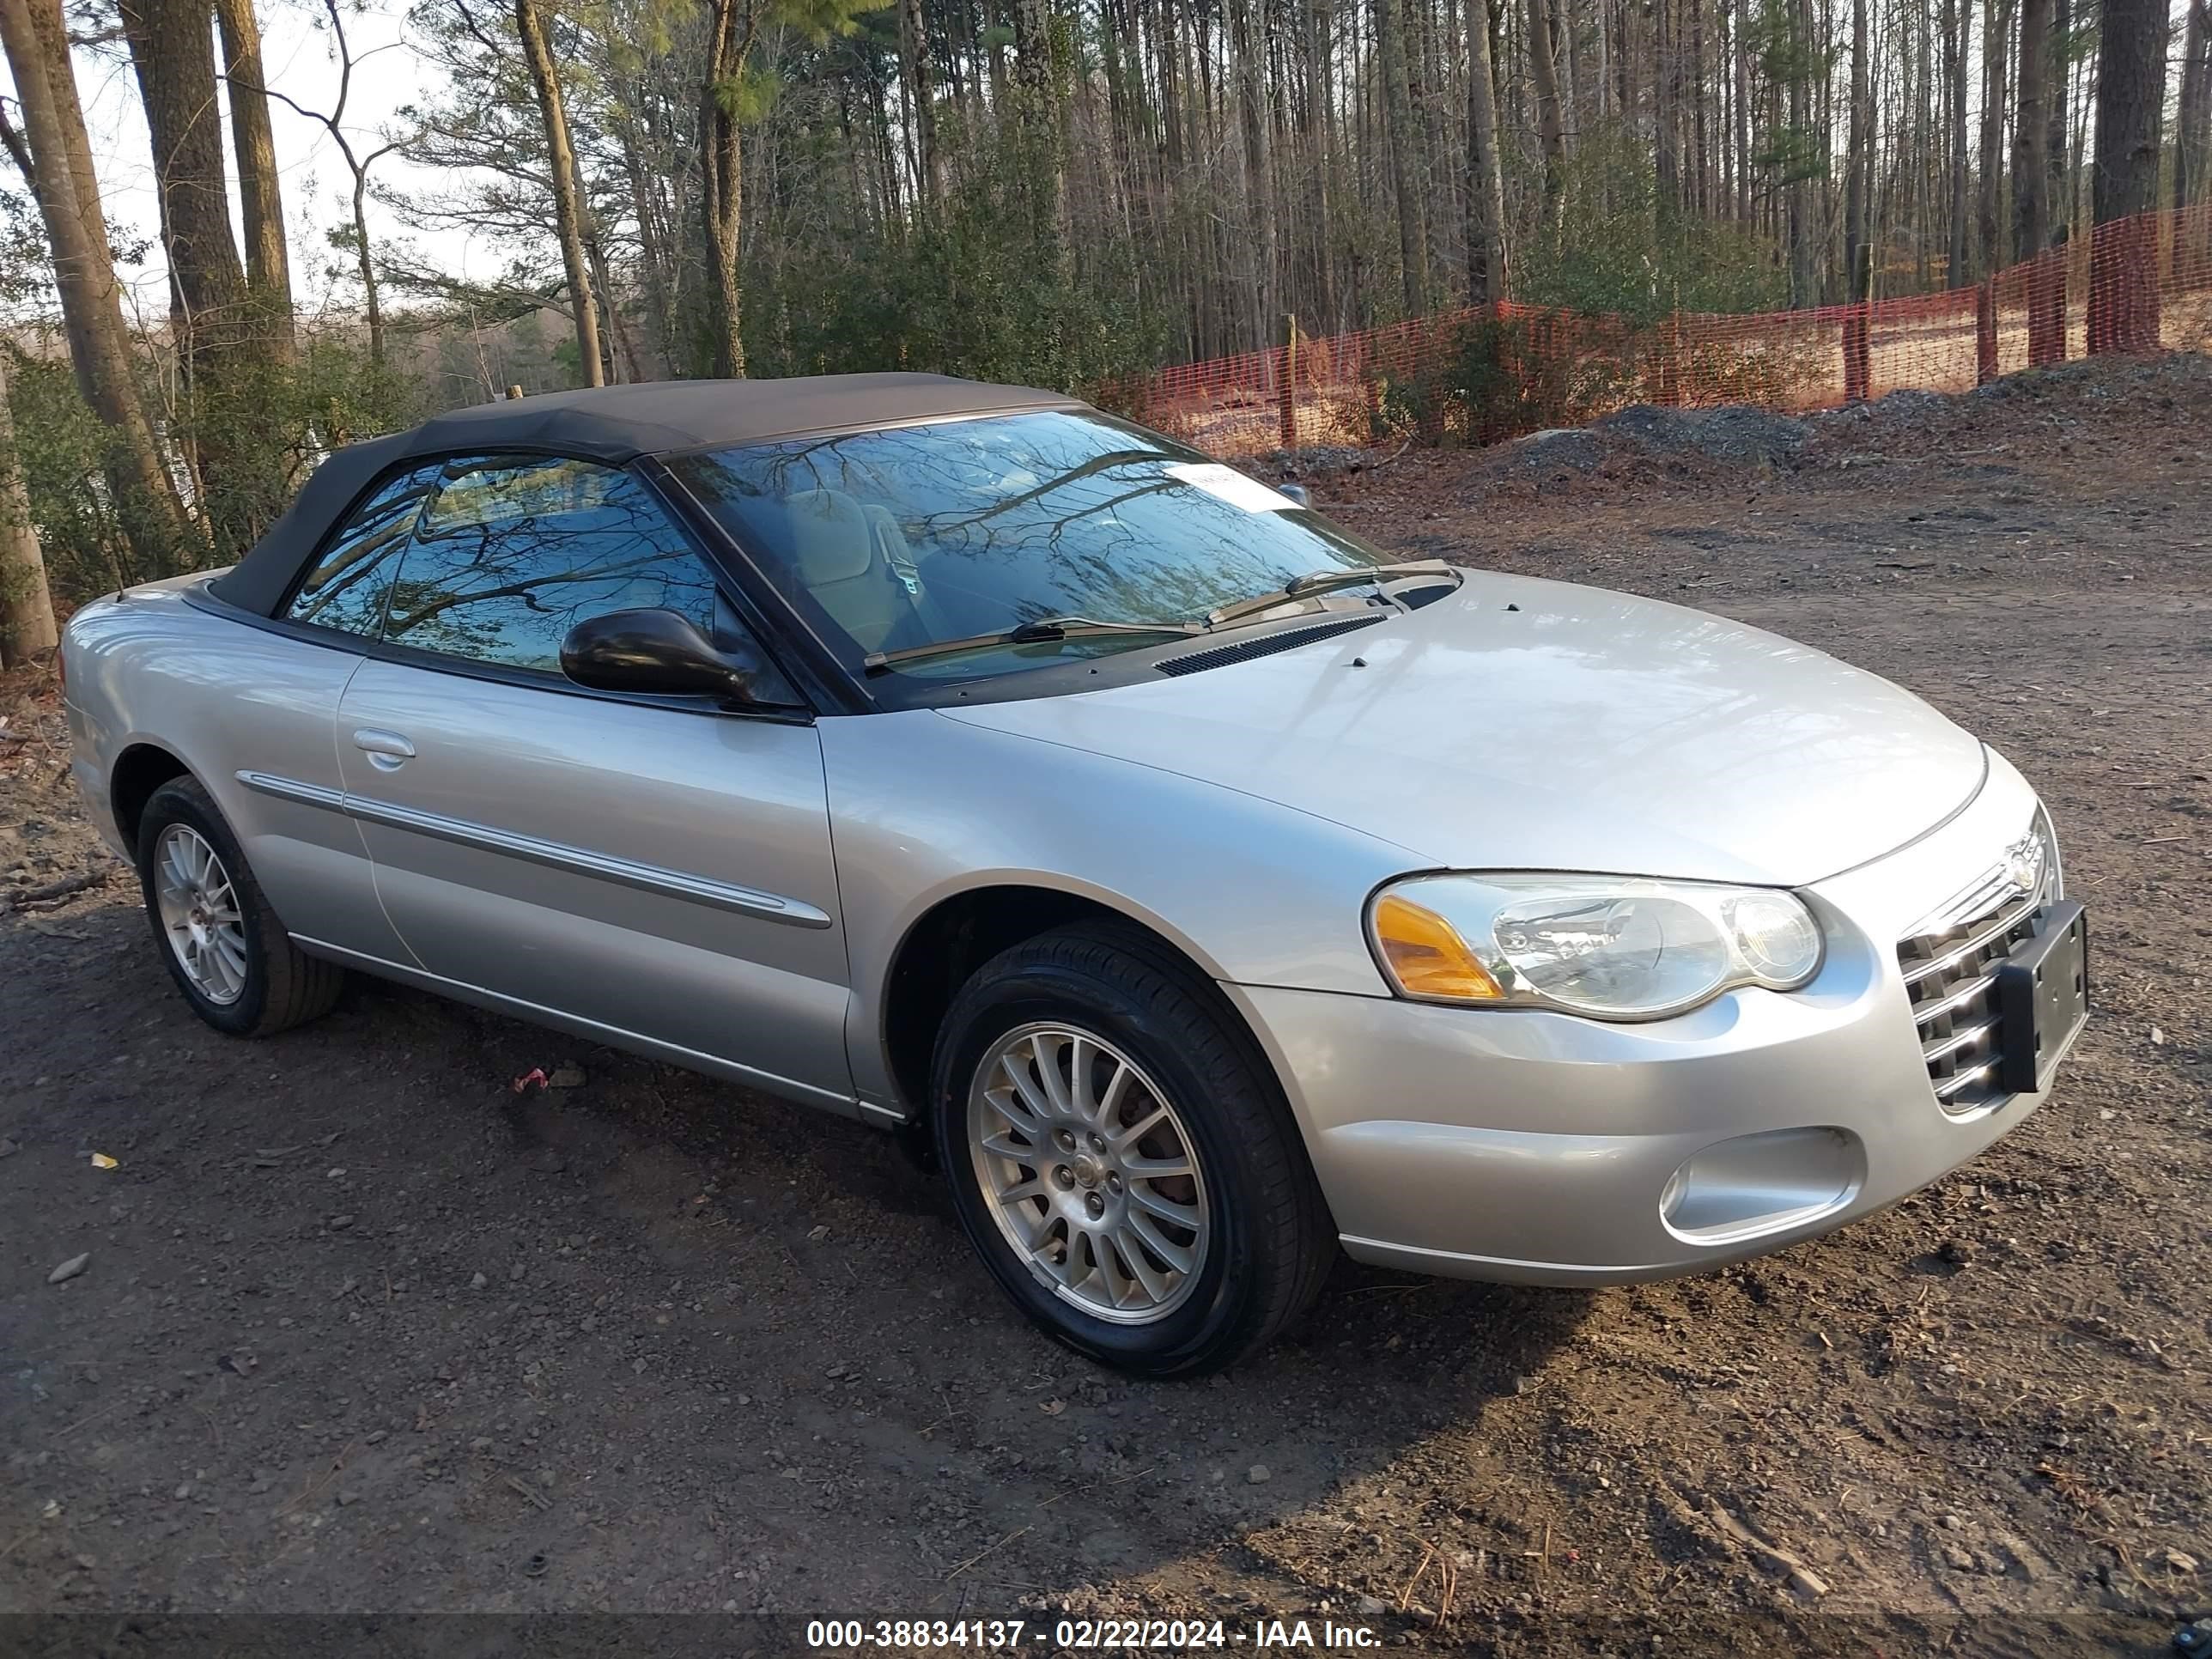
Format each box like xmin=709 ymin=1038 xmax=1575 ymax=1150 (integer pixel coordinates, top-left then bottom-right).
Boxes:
xmin=152 ymin=823 xmax=248 ymax=1006
xmin=967 ymin=1022 xmax=1211 ymax=1323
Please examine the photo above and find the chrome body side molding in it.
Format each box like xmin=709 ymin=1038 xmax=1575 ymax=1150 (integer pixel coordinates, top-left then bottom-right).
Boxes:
xmin=237 ymin=769 xmax=833 ymax=929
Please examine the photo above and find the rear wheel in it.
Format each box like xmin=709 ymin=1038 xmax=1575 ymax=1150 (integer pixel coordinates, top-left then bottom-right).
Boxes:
xmin=137 ymin=777 xmax=344 ymax=1037
xmin=931 ymin=922 xmax=1334 ymax=1376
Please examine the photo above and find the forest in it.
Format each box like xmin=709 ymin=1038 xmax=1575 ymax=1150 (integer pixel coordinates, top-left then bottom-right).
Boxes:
xmin=0 ymin=0 xmax=2206 ymax=662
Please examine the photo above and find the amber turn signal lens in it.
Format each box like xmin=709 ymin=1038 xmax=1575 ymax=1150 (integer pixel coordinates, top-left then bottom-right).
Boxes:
xmin=1371 ymin=892 xmax=1504 ymax=1001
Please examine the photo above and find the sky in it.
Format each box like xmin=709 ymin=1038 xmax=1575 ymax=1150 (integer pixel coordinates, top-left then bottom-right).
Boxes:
xmin=6 ymin=0 xmax=485 ymax=319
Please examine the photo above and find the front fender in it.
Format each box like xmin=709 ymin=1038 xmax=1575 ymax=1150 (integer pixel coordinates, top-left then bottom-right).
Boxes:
xmin=821 ymin=708 xmax=1420 ymax=1109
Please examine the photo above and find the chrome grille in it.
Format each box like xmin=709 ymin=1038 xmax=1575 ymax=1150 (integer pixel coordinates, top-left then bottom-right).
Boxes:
xmin=1895 ymin=815 xmax=2057 ymax=1115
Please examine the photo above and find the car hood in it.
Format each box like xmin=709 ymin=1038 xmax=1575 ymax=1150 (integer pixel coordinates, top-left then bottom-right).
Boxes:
xmin=937 ymin=573 xmax=1988 ymax=887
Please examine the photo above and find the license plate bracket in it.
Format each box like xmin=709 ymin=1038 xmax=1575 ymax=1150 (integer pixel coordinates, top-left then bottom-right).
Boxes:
xmin=1995 ymin=900 xmax=2089 ymax=1095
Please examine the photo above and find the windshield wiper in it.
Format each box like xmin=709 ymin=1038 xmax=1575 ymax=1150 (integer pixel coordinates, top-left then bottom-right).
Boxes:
xmin=1203 ymin=559 xmax=1462 ymax=628
xmin=863 ymin=615 xmax=1205 ymax=672
xmin=861 ymin=563 xmax=1461 ymax=672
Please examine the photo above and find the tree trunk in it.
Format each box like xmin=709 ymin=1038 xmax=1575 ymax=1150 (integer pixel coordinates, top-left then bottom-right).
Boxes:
xmin=1525 ymin=0 xmax=1566 ymax=212
xmin=118 ymin=0 xmax=250 ymax=362
xmin=514 ymin=0 xmax=605 ymax=387
xmin=0 ymin=351 xmax=58 ymax=666
xmin=1559 ymin=0 xmax=1579 ymax=126
xmin=2047 ymin=0 xmax=2070 ymax=237
xmin=618 ymin=114 xmax=679 ymax=373
xmin=1304 ymin=0 xmax=1339 ymax=326
xmin=699 ymin=0 xmax=746 ymax=377
xmin=897 ymin=0 xmax=940 ymax=211
xmin=1463 ymin=0 xmax=1506 ymax=300
xmin=1733 ymin=0 xmax=1751 ymax=222
xmin=2013 ymin=0 xmax=2050 ymax=248
xmin=0 ymin=0 xmax=194 ymax=577
xmin=1226 ymin=0 xmax=1277 ymax=344
xmin=1592 ymin=0 xmax=1609 ymax=121
xmin=1011 ymin=0 xmax=1070 ymax=274
xmin=1977 ymin=0 xmax=2008 ymax=274
xmin=1844 ymin=0 xmax=1869 ymax=292
xmin=1941 ymin=0 xmax=1969 ymax=282
xmin=1690 ymin=0 xmax=1709 ymax=218
xmin=583 ymin=216 xmax=637 ymax=382
xmin=212 ymin=0 xmax=293 ymax=362
xmin=1912 ymin=0 xmax=1931 ymax=286
xmin=2086 ymin=0 xmax=2167 ymax=352
xmin=2177 ymin=0 xmax=2210 ymax=212
xmin=2014 ymin=0 xmax=2062 ymax=362
xmin=1788 ymin=0 xmax=1815 ymax=305
xmin=1374 ymin=0 xmax=1427 ymax=314
xmin=350 ymin=168 xmax=385 ymax=368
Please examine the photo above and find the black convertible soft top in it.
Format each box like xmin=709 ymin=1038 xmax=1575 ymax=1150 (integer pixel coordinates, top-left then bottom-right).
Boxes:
xmin=210 ymin=372 xmax=1085 ymax=617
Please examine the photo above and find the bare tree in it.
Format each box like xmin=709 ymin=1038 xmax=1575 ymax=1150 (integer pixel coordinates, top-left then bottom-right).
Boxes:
xmin=1844 ymin=0 xmax=1870 ymax=295
xmin=2178 ymin=0 xmax=2211 ymax=213
xmin=214 ymin=0 xmax=295 ymax=358
xmin=1788 ymin=0 xmax=1818 ymax=306
xmin=0 ymin=350 xmax=58 ymax=665
xmin=2048 ymin=0 xmax=2073 ymax=239
xmin=2012 ymin=0 xmax=2050 ymax=252
xmin=1224 ymin=0 xmax=1277 ymax=335
xmin=1376 ymin=0 xmax=1429 ymax=313
xmin=514 ymin=0 xmax=605 ymax=384
xmin=896 ymin=0 xmax=939 ymax=210
xmin=2086 ymin=0 xmax=2168 ymax=351
xmin=1463 ymin=0 xmax=1507 ymax=300
xmin=234 ymin=0 xmax=407 ymax=364
xmin=1977 ymin=0 xmax=2008 ymax=275
xmin=1941 ymin=0 xmax=1970 ymax=281
xmin=1526 ymin=0 xmax=1568 ymax=215
xmin=118 ymin=0 xmax=253 ymax=361
xmin=0 ymin=0 xmax=194 ymax=574
xmin=698 ymin=0 xmax=750 ymax=375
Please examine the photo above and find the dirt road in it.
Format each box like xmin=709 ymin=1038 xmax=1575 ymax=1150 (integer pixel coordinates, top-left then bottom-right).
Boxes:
xmin=3 ymin=356 xmax=2208 ymax=1656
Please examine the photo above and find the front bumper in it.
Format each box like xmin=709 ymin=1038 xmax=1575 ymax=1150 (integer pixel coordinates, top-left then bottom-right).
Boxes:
xmin=1226 ymin=753 xmax=2072 ymax=1285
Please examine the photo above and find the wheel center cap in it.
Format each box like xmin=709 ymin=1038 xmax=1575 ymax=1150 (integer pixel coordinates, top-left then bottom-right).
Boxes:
xmin=1070 ymin=1154 xmax=1103 ymax=1188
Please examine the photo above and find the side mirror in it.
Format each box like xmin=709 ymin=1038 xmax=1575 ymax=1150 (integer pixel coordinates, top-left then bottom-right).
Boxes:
xmin=560 ymin=608 xmax=754 ymax=704
xmin=1276 ymin=483 xmax=1313 ymax=508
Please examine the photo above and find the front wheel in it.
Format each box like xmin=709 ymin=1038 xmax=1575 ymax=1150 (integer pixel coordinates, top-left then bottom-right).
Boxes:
xmin=930 ymin=922 xmax=1334 ymax=1376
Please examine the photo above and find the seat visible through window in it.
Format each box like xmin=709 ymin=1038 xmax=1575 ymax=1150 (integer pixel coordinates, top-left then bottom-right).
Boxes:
xmin=785 ymin=489 xmax=926 ymax=653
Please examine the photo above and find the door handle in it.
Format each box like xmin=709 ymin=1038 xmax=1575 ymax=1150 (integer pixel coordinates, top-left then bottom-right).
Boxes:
xmin=352 ymin=728 xmax=416 ymax=771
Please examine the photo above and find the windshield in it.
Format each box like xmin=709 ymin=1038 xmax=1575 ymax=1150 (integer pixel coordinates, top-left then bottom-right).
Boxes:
xmin=667 ymin=410 xmax=1394 ymax=681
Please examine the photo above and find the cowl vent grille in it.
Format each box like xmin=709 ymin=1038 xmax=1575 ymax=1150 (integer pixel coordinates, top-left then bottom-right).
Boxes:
xmin=1155 ymin=614 xmax=1385 ymax=678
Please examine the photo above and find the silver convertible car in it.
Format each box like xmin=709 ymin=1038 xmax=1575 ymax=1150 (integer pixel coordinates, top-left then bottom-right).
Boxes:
xmin=61 ymin=374 xmax=2089 ymax=1376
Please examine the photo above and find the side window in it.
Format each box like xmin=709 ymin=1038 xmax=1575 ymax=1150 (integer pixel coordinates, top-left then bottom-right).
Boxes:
xmin=283 ymin=463 xmax=442 ymax=636
xmin=380 ymin=455 xmax=722 ymax=674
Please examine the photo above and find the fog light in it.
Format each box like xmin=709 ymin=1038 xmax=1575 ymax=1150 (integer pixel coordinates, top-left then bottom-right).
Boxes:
xmin=1659 ymin=1127 xmax=1865 ymax=1245
xmin=1658 ymin=1163 xmax=1688 ymax=1221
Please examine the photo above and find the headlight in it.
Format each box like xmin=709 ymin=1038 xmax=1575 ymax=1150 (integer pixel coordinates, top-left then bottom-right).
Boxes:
xmin=1367 ymin=873 xmax=1824 ymax=1020
xmin=2031 ymin=805 xmax=2061 ymax=902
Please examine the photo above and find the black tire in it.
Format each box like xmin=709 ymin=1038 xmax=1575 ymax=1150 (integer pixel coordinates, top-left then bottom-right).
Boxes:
xmin=136 ymin=776 xmax=345 ymax=1037
xmin=930 ymin=921 xmax=1335 ymax=1377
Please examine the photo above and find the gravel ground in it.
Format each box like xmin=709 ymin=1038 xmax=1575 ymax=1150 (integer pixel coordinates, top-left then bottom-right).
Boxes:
xmin=3 ymin=356 xmax=2209 ymax=1656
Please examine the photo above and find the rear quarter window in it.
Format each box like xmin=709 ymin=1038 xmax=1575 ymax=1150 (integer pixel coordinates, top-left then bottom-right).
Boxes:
xmin=283 ymin=464 xmax=443 ymax=637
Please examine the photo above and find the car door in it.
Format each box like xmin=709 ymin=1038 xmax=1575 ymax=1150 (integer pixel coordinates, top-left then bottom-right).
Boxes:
xmin=330 ymin=452 xmax=856 ymax=1114
xmin=223 ymin=459 xmax=450 ymax=964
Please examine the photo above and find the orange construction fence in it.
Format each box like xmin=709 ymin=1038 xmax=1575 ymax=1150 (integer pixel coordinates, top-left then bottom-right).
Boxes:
xmin=1099 ymin=205 xmax=2212 ymax=457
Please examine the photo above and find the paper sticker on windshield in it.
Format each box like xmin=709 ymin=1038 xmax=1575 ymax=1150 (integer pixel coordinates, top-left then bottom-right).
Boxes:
xmin=1164 ymin=462 xmax=1297 ymax=513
